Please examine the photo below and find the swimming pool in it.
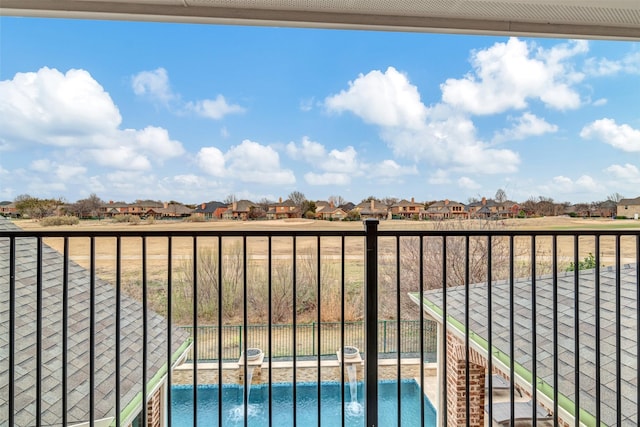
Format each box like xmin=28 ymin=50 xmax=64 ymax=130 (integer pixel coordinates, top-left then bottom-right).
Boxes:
xmin=171 ymin=379 xmax=436 ymax=426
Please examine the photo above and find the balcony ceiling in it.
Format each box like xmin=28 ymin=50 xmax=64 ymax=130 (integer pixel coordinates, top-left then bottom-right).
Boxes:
xmin=2 ymin=0 xmax=640 ymax=40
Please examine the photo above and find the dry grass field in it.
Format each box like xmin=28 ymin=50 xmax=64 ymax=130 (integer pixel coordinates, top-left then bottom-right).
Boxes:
xmin=11 ymin=216 xmax=640 ymax=325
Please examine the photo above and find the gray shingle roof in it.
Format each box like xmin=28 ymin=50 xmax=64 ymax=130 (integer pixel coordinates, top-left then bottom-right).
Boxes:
xmin=0 ymin=218 xmax=191 ymax=426
xmin=418 ymin=265 xmax=638 ymax=426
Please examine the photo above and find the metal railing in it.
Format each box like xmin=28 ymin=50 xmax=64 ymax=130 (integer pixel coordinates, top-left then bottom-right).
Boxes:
xmin=1 ymin=220 xmax=639 ymax=427
xmin=181 ymin=319 xmax=437 ymax=361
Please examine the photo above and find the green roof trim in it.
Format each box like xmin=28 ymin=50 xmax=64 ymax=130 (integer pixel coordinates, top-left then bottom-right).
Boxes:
xmin=410 ymin=292 xmax=601 ymax=427
xmin=111 ymin=338 xmax=193 ymax=427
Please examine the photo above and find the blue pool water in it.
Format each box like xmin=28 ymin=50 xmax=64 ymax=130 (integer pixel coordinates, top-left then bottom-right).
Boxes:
xmin=171 ymin=380 xmax=436 ymax=426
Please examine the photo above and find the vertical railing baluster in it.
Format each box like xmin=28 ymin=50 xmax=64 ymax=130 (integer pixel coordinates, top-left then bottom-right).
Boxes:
xmin=615 ymin=235 xmax=622 ymax=427
xmin=167 ymin=236 xmax=173 ymax=427
xmin=442 ymin=235 xmax=448 ymax=427
xmin=115 ymin=236 xmax=121 ymax=426
xmin=364 ymin=219 xmax=379 ymax=427
xmin=509 ymin=235 xmax=515 ymax=425
xmin=142 ymin=236 xmax=148 ymax=427
xmin=62 ymin=237 xmax=69 ymax=427
xmin=529 ymin=237 xmax=537 ymax=424
xmin=396 ymin=236 xmax=401 ymax=427
xmin=316 ymin=236 xmax=322 ymax=425
xmin=268 ymin=236 xmax=273 ymax=427
xmin=340 ymin=235 xmax=346 ymax=427
xmin=552 ymin=235 xmax=558 ymax=427
xmin=293 ymin=237 xmax=297 ymax=427
xmin=464 ymin=235 xmax=470 ymax=427
xmin=573 ymin=236 xmax=580 ymax=427
xmin=636 ymin=235 xmax=640 ymax=426
xmin=193 ymin=236 xmax=198 ymax=426
xmin=418 ymin=235 xmax=425 ymax=427
xmin=90 ymin=236 xmax=95 ymax=425
xmin=36 ymin=237 xmax=42 ymax=427
xmin=594 ymin=236 xmax=601 ymax=426
xmin=243 ymin=235 xmax=248 ymax=427
xmin=218 ymin=236 xmax=223 ymax=427
xmin=8 ymin=236 xmax=15 ymax=426
xmin=486 ymin=236 xmax=493 ymax=426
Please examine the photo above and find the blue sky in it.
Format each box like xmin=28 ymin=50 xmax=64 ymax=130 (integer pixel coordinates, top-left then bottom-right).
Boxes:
xmin=1 ymin=17 xmax=639 ymax=205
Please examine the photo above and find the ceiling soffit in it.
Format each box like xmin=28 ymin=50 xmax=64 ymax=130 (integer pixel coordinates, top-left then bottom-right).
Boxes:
xmin=2 ymin=0 xmax=640 ymax=40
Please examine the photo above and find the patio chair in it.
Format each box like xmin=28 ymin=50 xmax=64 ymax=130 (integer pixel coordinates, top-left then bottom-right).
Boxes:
xmin=487 ymin=374 xmax=522 ymax=397
xmin=485 ymin=400 xmax=553 ymax=425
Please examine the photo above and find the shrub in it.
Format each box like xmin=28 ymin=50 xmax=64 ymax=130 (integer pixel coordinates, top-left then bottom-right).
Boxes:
xmin=112 ymin=214 xmax=141 ymax=224
xmin=566 ymin=253 xmax=599 ymax=272
xmin=184 ymin=214 xmax=206 ymax=222
xmin=40 ymin=216 xmax=80 ymax=226
xmin=146 ymin=216 xmax=156 ymax=225
xmin=615 ymin=215 xmax=627 ymax=220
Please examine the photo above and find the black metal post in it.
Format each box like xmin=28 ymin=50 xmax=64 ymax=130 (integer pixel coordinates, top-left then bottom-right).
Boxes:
xmin=364 ymin=219 xmax=379 ymax=427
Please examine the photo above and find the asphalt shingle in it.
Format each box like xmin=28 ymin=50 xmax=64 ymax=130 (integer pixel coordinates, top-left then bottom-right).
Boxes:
xmin=420 ymin=264 xmax=638 ymax=425
xmin=0 ymin=218 xmax=191 ymax=426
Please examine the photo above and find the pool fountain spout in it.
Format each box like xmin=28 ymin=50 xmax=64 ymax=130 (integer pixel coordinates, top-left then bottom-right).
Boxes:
xmin=338 ymin=346 xmax=363 ymax=416
xmin=232 ymin=347 xmax=264 ymax=421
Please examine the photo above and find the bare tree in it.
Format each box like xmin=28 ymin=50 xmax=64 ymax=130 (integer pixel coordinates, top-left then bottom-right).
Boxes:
xmin=381 ymin=196 xmax=399 ymax=207
xmin=328 ymin=195 xmax=346 ymax=207
xmin=288 ymin=191 xmax=307 ymax=216
xmin=70 ymin=193 xmax=103 ymax=218
xmin=288 ymin=191 xmax=307 ymax=206
xmin=224 ymin=194 xmax=237 ymax=205
xmin=607 ymin=192 xmax=624 ymax=203
xmin=495 ymin=188 xmax=507 ymax=203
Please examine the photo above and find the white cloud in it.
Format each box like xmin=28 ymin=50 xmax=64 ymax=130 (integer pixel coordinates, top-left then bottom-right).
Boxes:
xmin=592 ymin=98 xmax=607 ymax=107
xmin=441 ymin=38 xmax=586 ymax=114
xmin=131 ymin=126 xmax=185 ymax=160
xmin=325 ymin=67 xmax=427 ymax=129
xmin=543 ymin=174 xmax=603 ymax=194
xmin=304 ymin=172 xmax=351 ymax=186
xmin=493 ymin=112 xmax=558 ymax=143
xmin=30 ymin=158 xmax=55 ymax=173
xmin=371 ymin=159 xmax=417 ymax=178
xmin=0 ymin=67 xmax=186 ymax=173
xmin=428 ymin=169 xmax=451 ymax=185
xmin=580 ymin=118 xmax=640 ymax=152
xmin=55 ymin=165 xmax=87 ymax=182
xmin=198 ymin=140 xmax=295 ymax=185
xmin=0 ymin=67 xmax=122 ymax=147
xmin=87 ymin=146 xmax=152 ymax=170
xmin=605 ymin=164 xmax=640 ymax=183
xmin=131 ymin=68 xmax=174 ymax=105
xmin=196 ymin=146 xmax=226 ymax=177
xmin=585 ymin=51 xmax=640 ymax=76
xmin=300 ymin=97 xmax=314 ymax=112
xmin=186 ymin=95 xmax=245 ymax=120
xmin=458 ymin=176 xmax=481 ymax=190
xmin=326 ymin=71 xmax=520 ymax=175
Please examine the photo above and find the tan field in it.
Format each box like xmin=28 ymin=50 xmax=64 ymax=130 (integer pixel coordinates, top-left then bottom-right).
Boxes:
xmin=11 ymin=216 xmax=640 ymax=327
xmin=12 ymin=215 xmax=640 ymax=281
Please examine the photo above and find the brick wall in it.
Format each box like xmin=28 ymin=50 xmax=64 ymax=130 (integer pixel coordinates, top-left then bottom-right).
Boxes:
xmin=446 ymin=332 xmax=486 ymax=427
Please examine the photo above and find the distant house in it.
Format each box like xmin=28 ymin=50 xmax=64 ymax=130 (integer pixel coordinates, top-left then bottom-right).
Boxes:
xmin=146 ymin=202 xmax=193 ymax=219
xmin=425 ymin=199 xmax=469 ymax=220
xmin=0 ymin=201 xmax=18 ymax=217
xmin=390 ymin=198 xmax=423 ymax=219
xmin=0 ymin=217 xmax=191 ymax=426
xmin=617 ymin=197 xmax=640 ymax=218
xmin=226 ymin=200 xmax=257 ymax=220
xmin=100 ymin=201 xmax=164 ymax=218
xmin=354 ymin=200 xmax=388 ymax=220
xmin=315 ymin=201 xmax=347 ymax=220
xmin=193 ymin=201 xmax=227 ymax=220
xmin=267 ymin=198 xmax=299 ymax=220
